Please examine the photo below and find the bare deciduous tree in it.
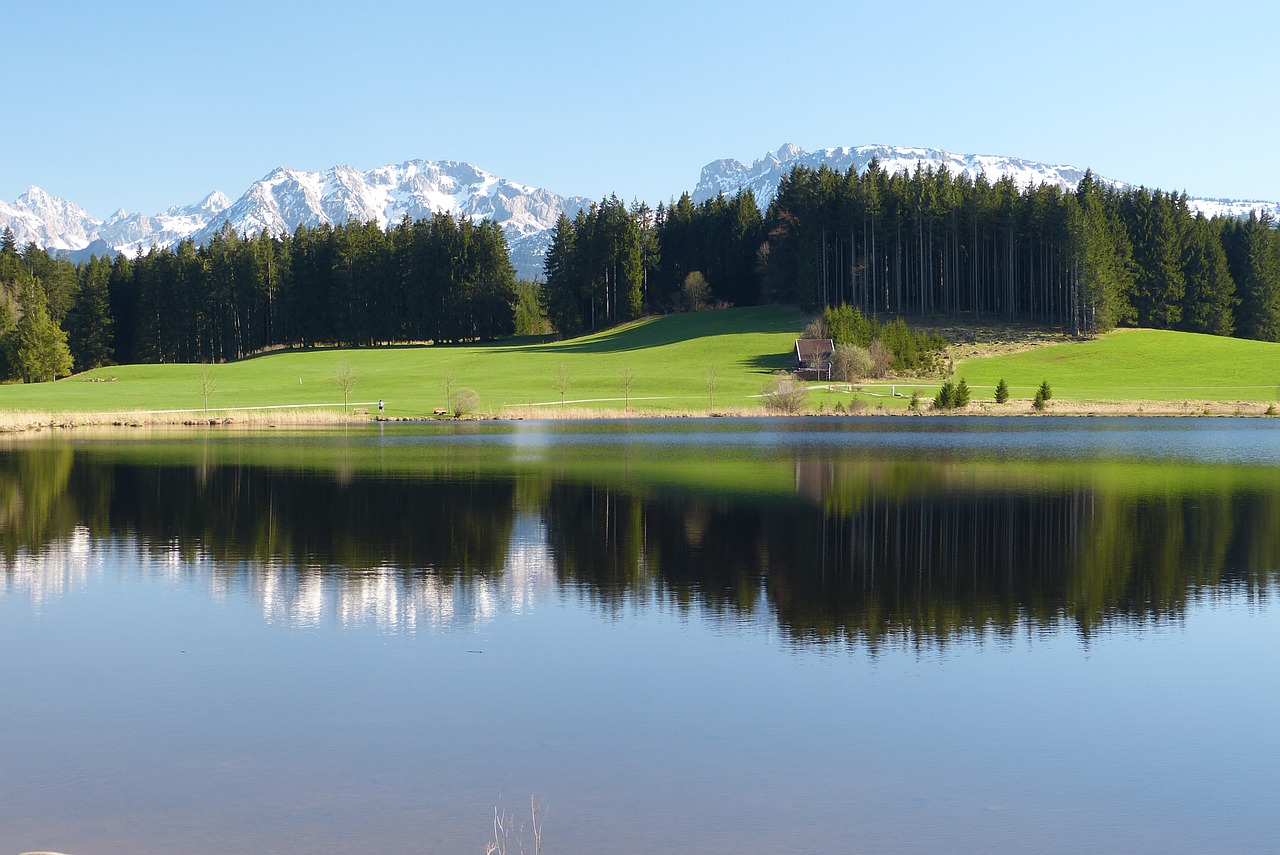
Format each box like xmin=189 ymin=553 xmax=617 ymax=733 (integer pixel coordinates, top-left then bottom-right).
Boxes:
xmin=196 ymin=367 xmax=217 ymax=414
xmin=442 ymin=369 xmax=455 ymax=406
xmin=868 ymin=339 xmax=894 ymax=378
xmin=681 ymin=271 xmax=710 ymax=312
xmin=832 ymin=344 xmax=873 ymax=383
xmin=333 ymin=361 xmax=358 ymax=410
xmin=554 ymin=363 xmax=571 ymax=406
xmin=621 ymin=365 xmax=636 ymax=410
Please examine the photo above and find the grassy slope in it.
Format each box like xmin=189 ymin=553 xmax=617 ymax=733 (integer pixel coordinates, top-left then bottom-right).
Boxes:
xmin=954 ymin=328 xmax=1280 ymax=402
xmin=5 ymin=311 xmax=1279 ymax=418
xmin=0 ymin=306 xmax=807 ymax=417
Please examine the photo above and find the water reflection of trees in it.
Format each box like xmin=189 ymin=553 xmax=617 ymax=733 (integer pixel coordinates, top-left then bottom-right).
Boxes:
xmin=0 ymin=457 xmax=515 ymax=573
xmin=3 ymin=447 xmax=1279 ymax=642
xmin=544 ymin=465 xmax=1280 ymax=644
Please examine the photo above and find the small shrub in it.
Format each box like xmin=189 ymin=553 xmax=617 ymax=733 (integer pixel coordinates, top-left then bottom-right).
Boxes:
xmin=449 ymin=388 xmax=479 ymax=418
xmin=1267 ymin=403 xmax=1278 ymax=416
xmin=954 ymin=378 xmax=971 ymax=408
xmin=1032 ymin=389 xmax=1047 ymax=412
xmin=1038 ymin=379 xmax=1052 ymax=401
xmin=761 ymin=372 xmax=808 ymax=414
xmin=995 ymin=378 xmax=1009 ymax=404
xmin=908 ymin=390 xmax=921 ymax=412
xmin=832 ymin=344 xmax=873 ymax=382
xmin=833 ymin=401 xmax=846 ymax=414
xmin=849 ymin=397 xmax=867 ymax=413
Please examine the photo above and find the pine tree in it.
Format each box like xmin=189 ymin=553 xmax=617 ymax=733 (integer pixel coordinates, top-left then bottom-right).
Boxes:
xmin=1180 ymin=217 xmax=1236 ymax=336
xmin=1229 ymin=214 xmax=1280 ymax=341
xmin=1070 ymin=173 xmax=1135 ymax=335
xmin=995 ymin=378 xmax=1009 ymax=403
xmin=67 ymin=254 xmax=115 ymax=369
xmin=933 ymin=380 xmax=956 ymax=410
xmin=542 ymin=214 xmax=582 ymax=336
xmin=1128 ymin=190 xmax=1186 ymax=328
xmin=12 ymin=280 xmax=74 ymax=382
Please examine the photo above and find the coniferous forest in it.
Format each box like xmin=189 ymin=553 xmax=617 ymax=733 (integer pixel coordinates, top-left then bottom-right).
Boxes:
xmin=541 ymin=164 xmax=1280 ymax=341
xmin=0 ymin=214 xmax=518 ymax=379
xmin=1 ymin=159 xmax=1279 ymax=382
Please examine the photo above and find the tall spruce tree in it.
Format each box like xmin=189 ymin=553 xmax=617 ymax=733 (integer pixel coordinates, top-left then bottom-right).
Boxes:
xmin=542 ymin=214 xmax=582 ymax=335
xmin=1180 ymin=217 xmax=1236 ymax=336
xmin=67 ymin=254 xmax=116 ymax=369
xmin=1228 ymin=214 xmax=1280 ymax=341
xmin=1128 ymin=189 xmax=1186 ymax=328
xmin=12 ymin=280 xmax=74 ymax=382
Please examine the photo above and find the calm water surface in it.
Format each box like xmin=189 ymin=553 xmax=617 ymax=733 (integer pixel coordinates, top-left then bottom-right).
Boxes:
xmin=2 ymin=418 xmax=1279 ymax=854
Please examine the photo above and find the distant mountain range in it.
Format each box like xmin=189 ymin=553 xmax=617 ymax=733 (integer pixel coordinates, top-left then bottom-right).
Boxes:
xmin=0 ymin=161 xmax=593 ymax=278
xmin=4 ymin=145 xmax=1277 ymax=279
xmin=693 ymin=144 xmax=1280 ymax=222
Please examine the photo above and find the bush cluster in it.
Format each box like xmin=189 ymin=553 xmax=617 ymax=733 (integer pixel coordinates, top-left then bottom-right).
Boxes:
xmin=819 ymin=304 xmax=947 ymax=374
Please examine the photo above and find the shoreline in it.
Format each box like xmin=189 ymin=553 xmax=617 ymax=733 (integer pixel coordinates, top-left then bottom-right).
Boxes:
xmin=2 ymin=398 xmax=1277 ymax=438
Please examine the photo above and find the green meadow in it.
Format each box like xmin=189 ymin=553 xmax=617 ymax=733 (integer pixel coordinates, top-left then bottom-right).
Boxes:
xmin=3 ymin=307 xmax=1280 ymax=420
xmin=954 ymin=328 xmax=1280 ymax=403
xmin=0 ymin=306 xmax=808 ymax=418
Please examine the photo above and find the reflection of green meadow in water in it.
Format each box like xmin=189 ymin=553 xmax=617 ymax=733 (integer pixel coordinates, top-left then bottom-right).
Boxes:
xmin=4 ymin=424 xmax=1279 ymax=646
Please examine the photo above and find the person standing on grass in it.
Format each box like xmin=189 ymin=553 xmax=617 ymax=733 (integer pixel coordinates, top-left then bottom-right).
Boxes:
xmin=378 ymin=399 xmax=384 ymax=417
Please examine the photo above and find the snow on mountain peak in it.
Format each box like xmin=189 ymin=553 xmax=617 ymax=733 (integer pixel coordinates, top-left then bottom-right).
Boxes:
xmin=4 ymin=147 xmax=1276 ymax=277
xmin=691 ymin=143 xmax=1280 ymax=223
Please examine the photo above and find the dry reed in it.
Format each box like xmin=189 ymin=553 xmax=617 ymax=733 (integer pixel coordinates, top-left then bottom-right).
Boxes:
xmin=1 ymin=398 xmax=1275 ymax=437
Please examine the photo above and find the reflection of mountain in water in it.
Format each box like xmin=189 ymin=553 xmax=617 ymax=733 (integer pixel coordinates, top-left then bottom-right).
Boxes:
xmin=1 ymin=517 xmax=555 ymax=632
xmin=2 ymin=444 xmax=1278 ymax=643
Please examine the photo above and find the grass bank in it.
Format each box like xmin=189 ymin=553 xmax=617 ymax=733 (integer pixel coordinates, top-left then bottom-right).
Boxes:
xmin=2 ymin=310 xmax=1279 ymax=429
xmin=951 ymin=327 xmax=1280 ymax=403
xmin=0 ymin=306 xmax=807 ymax=422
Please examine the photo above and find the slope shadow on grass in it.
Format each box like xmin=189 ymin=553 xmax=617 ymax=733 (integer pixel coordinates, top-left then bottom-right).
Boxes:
xmin=739 ymin=352 xmax=796 ymax=373
xmin=492 ymin=307 xmax=806 ymax=356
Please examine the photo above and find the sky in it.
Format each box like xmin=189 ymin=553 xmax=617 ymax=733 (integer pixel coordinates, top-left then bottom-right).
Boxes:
xmin=4 ymin=0 xmax=1278 ymax=218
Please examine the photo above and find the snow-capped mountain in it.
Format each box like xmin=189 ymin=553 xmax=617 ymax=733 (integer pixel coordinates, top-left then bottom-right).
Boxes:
xmin=97 ymin=191 xmax=233 ymax=254
xmin=188 ymin=161 xmax=590 ymax=276
xmin=4 ymin=147 xmax=1276 ymax=277
xmin=0 ymin=161 xmax=591 ymax=278
xmin=692 ymin=143 xmax=1280 ymax=221
xmin=0 ymin=186 xmax=100 ymax=252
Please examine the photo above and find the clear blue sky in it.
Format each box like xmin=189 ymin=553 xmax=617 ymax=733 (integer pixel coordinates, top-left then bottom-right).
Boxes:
xmin=5 ymin=0 xmax=1277 ymax=218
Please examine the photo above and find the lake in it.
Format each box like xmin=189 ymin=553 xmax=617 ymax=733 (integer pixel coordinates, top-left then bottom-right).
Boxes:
xmin=3 ymin=417 xmax=1279 ymax=854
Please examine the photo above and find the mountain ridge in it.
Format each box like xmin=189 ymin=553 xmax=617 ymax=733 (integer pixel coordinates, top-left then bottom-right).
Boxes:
xmin=0 ymin=160 xmax=593 ymax=278
xmin=692 ymin=144 xmax=1280 ymax=222
xmin=3 ymin=146 xmax=1277 ymax=278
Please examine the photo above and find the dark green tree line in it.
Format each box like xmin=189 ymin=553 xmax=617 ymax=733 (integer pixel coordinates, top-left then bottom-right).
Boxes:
xmin=758 ymin=161 xmax=1280 ymax=340
xmin=542 ymin=191 xmax=762 ymax=335
xmin=102 ymin=214 xmax=518 ymax=366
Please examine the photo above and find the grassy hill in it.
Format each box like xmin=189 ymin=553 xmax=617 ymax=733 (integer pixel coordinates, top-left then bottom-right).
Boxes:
xmin=953 ymin=328 xmax=1280 ymax=403
xmin=0 ymin=306 xmax=808 ymax=419
xmin=3 ymin=310 xmax=1279 ymax=423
